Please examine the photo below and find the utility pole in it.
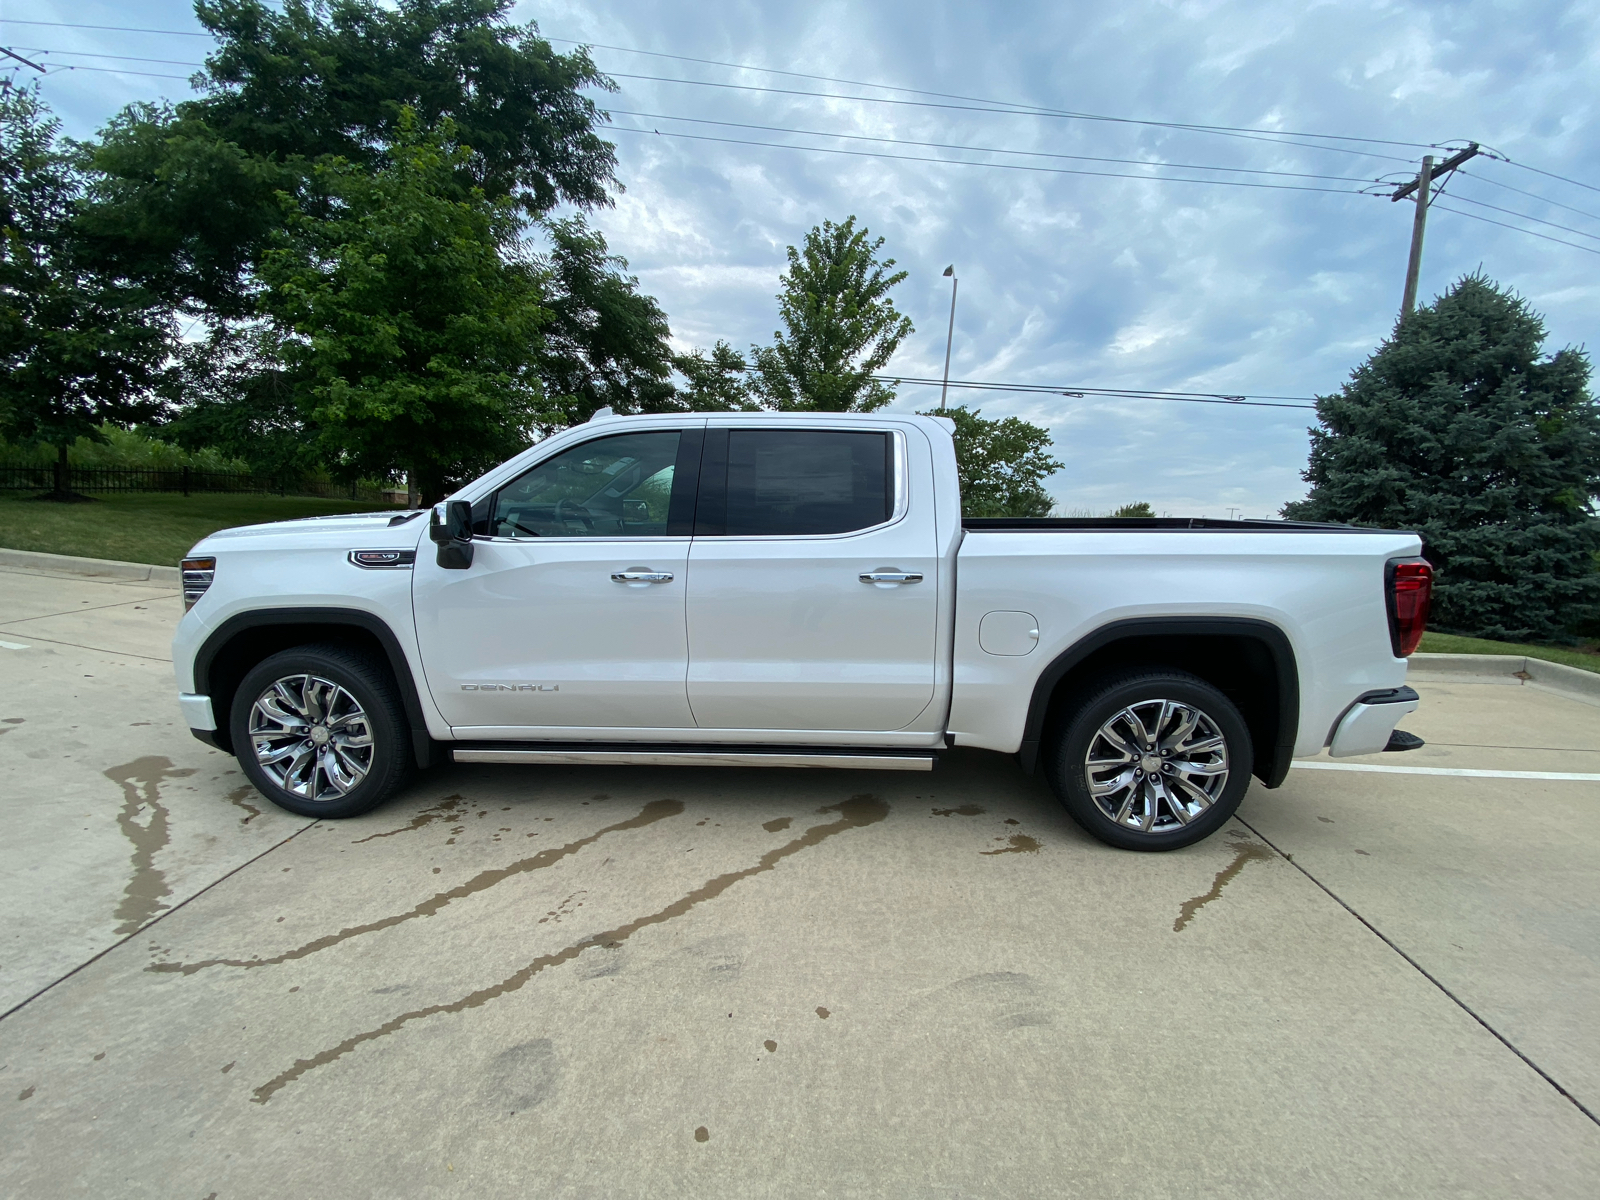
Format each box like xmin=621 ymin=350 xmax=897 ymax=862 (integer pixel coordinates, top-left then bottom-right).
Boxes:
xmin=1392 ymin=142 xmax=1480 ymax=318
xmin=939 ymin=264 xmax=958 ymax=412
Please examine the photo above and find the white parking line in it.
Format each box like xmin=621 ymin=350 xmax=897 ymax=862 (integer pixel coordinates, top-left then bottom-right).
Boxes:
xmin=1293 ymin=762 xmax=1600 ymax=782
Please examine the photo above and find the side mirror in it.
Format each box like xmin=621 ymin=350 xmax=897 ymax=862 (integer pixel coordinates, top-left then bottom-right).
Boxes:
xmin=429 ymin=500 xmax=474 ymax=570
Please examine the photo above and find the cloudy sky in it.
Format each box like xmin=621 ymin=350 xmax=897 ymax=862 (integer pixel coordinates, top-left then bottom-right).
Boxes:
xmin=8 ymin=0 xmax=1598 ymax=516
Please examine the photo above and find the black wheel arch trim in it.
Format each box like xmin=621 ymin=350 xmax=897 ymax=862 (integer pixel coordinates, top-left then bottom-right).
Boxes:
xmin=193 ymin=607 xmax=434 ymax=767
xmin=1016 ymin=616 xmax=1300 ymax=788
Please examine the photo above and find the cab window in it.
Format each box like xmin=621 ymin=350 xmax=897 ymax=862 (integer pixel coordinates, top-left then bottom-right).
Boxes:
xmin=485 ymin=431 xmax=681 ymax=538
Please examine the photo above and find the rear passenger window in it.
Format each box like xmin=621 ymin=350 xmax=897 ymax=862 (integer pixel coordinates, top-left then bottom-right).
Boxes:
xmin=723 ymin=430 xmax=891 ymax=536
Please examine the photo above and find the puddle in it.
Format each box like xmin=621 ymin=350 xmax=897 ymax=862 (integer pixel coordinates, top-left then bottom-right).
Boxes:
xmin=352 ymin=795 xmax=465 ymax=843
xmin=762 ymin=817 xmax=792 ymax=832
xmin=225 ymin=785 xmax=261 ymax=826
xmin=1172 ymin=836 xmax=1275 ymax=932
xmin=931 ymin=805 xmax=985 ymax=817
xmin=154 ymin=799 xmax=684 ymax=976
xmin=104 ymin=756 xmax=198 ymax=935
xmin=980 ymin=834 xmax=1041 ymax=856
xmin=251 ymin=795 xmax=889 ymax=1103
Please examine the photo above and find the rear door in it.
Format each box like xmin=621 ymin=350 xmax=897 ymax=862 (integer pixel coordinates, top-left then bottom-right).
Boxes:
xmin=413 ymin=426 xmax=702 ymax=732
xmin=684 ymin=425 xmax=940 ymax=732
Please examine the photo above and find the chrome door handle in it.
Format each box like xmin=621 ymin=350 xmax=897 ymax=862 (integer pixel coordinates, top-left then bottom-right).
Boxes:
xmin=611 ymin=570 xmax=674 ymax=583
xmin=860 ymin=571 xmax=923 ymax=584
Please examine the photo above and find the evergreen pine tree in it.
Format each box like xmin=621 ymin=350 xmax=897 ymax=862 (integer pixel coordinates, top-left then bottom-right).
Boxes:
xmin=1283 ymin=275 xmax=1600 ymax=642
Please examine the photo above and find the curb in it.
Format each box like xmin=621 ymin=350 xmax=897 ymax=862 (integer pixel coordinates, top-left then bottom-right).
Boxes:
xmin=1410 ymin=651 xmax=1600 ymax=703
xmin=0 ymin=547 xmax=181 ymax=586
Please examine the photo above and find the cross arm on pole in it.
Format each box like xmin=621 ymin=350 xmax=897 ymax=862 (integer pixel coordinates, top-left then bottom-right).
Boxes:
xmin=1391 ymin=143 xmax=1479 ymax=201
xmin=0 ymin=47 xmax=47 ymax=73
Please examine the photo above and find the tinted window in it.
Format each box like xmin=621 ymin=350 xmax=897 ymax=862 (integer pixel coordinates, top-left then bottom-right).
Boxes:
xmin=721 ymin=430 xmax=891 ymax=536
xmin=487 ymin=431 xmax=681 ymax=538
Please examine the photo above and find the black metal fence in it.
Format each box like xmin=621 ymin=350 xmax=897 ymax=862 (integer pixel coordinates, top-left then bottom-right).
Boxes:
xmin=0 ymin=465 xmax=397 ymax=503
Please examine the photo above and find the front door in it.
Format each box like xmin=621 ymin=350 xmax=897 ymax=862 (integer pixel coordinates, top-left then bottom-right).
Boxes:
xmin=413 ymin=427 xmax=701 ymax=733
xmin=684 ymin=426 xmax=940 ymax=732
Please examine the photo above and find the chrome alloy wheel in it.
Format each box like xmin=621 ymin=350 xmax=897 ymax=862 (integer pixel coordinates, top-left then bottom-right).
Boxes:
xmin=1083 ymin=699 xmax=1230 ymax=834
xmin=248 ymin=674 xmax=375 ymax=801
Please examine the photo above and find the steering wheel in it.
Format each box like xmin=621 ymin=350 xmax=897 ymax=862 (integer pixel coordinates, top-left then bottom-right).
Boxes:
xmin=554 ymin=498 xmax=594 ymax=530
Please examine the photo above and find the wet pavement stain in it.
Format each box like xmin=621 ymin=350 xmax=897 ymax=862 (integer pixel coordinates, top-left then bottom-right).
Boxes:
xmin=816 ymin=1007 xmax=830 ymax=1019
xmin=694 ymin=1126 xmax=710 ymax=1143
xmin=764 ymin=1040 xmax=778 ymax=1052
xmin=931 ymin=805 xmax=985 ymax=817
xmin=104 ymin=756 xmax=198 ymax=936
xmin=762 ymin=817 xmax=792 ymax=832
xmin=351 ymin=795 xmax=466 ymax=843
xmin=1172 ymin=836 xmax=1275 ymax=932
xmin=981 ymin=834 xmax=1042 ymax=856
xmin=0 ymin=717 xmax=23 ymax=736
xmin=251 ymin=795 xmax=889 ymax=1104
xmin=152 ymin=800 xmax=684 ymax=976
xmin=17 ymin=1085 xmax=35 ymax=1101
xmin=225 ymin=785 xmax=261 ymax=826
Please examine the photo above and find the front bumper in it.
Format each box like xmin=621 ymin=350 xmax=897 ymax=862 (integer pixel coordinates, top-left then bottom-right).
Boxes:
xmin=179 ymin=692 xmax=216 ymax=731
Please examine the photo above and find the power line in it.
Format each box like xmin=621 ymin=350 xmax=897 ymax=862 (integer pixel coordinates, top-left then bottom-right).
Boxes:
xmin=1491 ymin=154 xmax=1600 ymax=198
xmin=610 ymin=124 xmax=1365 ymax=195
xmin=0 ymin=19 xmax=213 ymax=37
xmin=548 ymin=37 xmax=1437 ymax=152
xmin=604 ymin=72 xmax=1420 ymax=165
xmin=1454 ymin=170 xmax=1600 ymax=226
xmin=1442 ymin=192 xmax=1600 ymax=244
xmin=10 ymin=48 xmax=206 ymax=68
xmin=1429 ymin=202 xmax=1600 ymax=257
xmin=607 ymin=109 xmax=1381 ymax=185
xmin=877 ymin=375 xmax=1319 ymax=410
xmin=38 ymin=63 xmax=195 ymax=82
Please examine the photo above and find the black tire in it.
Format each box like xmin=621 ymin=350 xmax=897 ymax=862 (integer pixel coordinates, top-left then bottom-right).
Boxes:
xmin=230 ymin=643 xmax=413 ymax=819
xmin=1044 ymin=669 xmax=1252 ymax=851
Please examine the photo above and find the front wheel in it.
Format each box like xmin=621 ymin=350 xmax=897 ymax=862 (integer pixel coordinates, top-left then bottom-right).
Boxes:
xmin=230 ymin=644 xmax=413 ymax=819
xmin=1044 ymin=670 xmax=1253 ymax=851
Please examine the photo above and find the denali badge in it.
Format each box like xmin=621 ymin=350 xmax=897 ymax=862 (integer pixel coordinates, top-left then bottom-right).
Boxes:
xmin=461 ymin=683 xmax=559 ymax=692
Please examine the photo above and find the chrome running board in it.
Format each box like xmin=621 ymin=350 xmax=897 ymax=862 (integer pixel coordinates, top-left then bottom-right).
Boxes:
xmin=452 ymin=743 xmax=936 ymax=771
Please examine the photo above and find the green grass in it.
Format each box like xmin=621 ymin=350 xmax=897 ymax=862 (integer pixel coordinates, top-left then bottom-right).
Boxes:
xmin=0 ymin=492 xmax=401 ymax=568
xmin=1418 ymin=630 xmax=1600 ymax=674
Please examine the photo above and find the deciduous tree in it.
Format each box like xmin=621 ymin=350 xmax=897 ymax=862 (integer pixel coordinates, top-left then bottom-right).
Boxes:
xmin=749 ymin=216 xmax=913 ymax=411
xmin=0 ymin=88 xmax=171 ymax=499
xmin=925 ymin=404 xmax=1062 ymax=517
xmin=259 ymin=115 xmax=547 ymax=503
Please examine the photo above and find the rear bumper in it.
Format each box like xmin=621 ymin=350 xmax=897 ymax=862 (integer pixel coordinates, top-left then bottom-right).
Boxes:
xmin=1328 ymin=686 xmax=1419 ymax=757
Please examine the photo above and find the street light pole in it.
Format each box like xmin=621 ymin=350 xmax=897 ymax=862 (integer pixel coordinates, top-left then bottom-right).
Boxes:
xmin=939 ymin=265 xmax=958 ymax=412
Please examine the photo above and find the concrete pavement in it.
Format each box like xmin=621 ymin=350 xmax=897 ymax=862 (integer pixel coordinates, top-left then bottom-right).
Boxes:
xmin=1 ymin=562 xmax=1597 ymax=1197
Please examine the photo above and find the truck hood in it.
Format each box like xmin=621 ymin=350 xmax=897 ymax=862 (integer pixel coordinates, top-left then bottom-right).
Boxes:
xmin=191 ymin=510 xmax=426 ymax=554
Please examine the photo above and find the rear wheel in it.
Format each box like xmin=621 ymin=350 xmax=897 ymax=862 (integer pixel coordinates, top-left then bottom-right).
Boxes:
xmin=1044 ymin=669 xmax=1252 ymax=851
xmin=230 ymin=644 xmax=413 ymax=819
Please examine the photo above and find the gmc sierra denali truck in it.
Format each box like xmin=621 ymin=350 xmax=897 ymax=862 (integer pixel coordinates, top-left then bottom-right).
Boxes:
xmin=172 ymin=411 xmax=1432 ymax=850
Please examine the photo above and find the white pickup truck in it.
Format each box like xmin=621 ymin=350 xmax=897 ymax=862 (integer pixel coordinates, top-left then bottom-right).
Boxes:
xmin=173 ymin=411 xmax=1433 ymax=850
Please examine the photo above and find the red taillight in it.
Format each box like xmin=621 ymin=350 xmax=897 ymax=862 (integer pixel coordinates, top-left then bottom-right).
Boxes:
xmin=1387 ymin=558 xmax=1432 ymax=657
